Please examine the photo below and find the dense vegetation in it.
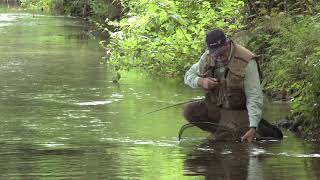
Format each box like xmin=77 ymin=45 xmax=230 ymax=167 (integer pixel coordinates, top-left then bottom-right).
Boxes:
xmin=19 ymin=0 xmax=320 ymax=139
xmin=20 ymin=0 xmax=122 ymax=22
xmin=242 ymin=1 xmax=320 ymax=138
xmin=103 ymin=0 xmax=244 ymax=76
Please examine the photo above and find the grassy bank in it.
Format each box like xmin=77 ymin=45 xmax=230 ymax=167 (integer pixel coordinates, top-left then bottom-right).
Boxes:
xmin=243 ymin=14 xmax=320 ymax=139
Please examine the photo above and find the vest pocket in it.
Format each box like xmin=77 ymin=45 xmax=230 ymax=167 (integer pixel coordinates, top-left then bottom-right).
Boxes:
xmin=226 ymin=92 xmax=246 ymax=110
xmin=226 ymin=73 xmax=244 ymax=91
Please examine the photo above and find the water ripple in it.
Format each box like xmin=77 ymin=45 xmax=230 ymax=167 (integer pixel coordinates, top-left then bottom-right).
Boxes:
xmin=100 ymin=137 xmax=179 ymax=147
xmin=251 ymin=148 xmax=320 ymax=158
xmin=76 ymin=100 xmax=112 ymax=106
xmin=268 ymin=152 xmax=320 ymax=158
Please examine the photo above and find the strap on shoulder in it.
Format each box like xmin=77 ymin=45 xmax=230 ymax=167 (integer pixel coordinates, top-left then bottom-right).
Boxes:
xmin=253 ymin=55 xmax=263 ymax=81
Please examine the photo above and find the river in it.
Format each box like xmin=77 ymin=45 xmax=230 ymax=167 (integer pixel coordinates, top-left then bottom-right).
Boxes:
xmin=0 ymin=5 xmax=320 ymax=180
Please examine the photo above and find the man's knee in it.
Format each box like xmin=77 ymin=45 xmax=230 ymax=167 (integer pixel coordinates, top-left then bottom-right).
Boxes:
xmin=183 ymin=103 xmax=195 ymax=122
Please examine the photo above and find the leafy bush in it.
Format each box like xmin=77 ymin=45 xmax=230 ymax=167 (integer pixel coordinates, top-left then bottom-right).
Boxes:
xmin=105 ymin=0 xmax=244 ymax=76
xmin=20 ymin=0 xmax=54 ymax=12
xmin=90 ymin=0 xmax=122 ymax=21
xmin=242 ymin=0 xmax=320 ymax=22
xmin=20 ymin=0 xmax=122 ymax=20
xmin=245 ymin=15 xmax=320 ymax=134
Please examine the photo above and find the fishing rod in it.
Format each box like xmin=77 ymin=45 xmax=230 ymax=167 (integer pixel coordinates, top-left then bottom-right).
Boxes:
xmin=142 ymin=98 xmax=203 ymax=116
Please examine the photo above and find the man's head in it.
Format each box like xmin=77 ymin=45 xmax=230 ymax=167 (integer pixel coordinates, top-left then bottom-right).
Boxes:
xmin=206 ymin=29 xmax=230 ymax=58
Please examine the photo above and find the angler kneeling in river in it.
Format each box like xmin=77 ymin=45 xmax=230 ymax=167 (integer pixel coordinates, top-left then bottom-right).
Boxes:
xmin=183 ymin=29 xmax=282 ymax=142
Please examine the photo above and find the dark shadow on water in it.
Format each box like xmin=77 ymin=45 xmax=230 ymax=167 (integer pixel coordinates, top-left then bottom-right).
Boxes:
xmin=0 ymin=142 xmax=122 ymax=179
xmin=183 ymin=141 xmax=273 ymax=180
xmin=66 ymin=32 xmax=91 ymax=41
xmin=0 ymin=143 xmax=85 ymax=157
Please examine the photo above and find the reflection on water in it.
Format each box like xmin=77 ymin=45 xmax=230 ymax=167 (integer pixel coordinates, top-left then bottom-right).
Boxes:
xmin=0 ymin=7 xmax=320 ymax=180
xmin=183 ymin=137 xmax=320 ymax=180
xmin=184 ymin=142 xmax=251 ymax=179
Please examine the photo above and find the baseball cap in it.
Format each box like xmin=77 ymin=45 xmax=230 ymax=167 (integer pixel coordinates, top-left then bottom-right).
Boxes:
xmin=206 ymin=29 xmax=227 ymax=54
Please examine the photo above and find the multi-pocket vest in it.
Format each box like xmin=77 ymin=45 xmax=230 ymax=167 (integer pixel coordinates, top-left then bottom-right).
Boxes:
xmin=200 ymin=41 xmax=256 ymax=110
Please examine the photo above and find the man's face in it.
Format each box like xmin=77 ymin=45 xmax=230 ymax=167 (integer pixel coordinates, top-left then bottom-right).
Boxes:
xmin=212 ymin=44 xmax=230 ymax=60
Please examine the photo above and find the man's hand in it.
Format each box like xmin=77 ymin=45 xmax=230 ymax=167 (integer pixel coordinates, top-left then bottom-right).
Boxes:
xmin=198 ymin=77 xmax=219 ymax=90
xmin=241 ymin=128 xmax=256 ymax=143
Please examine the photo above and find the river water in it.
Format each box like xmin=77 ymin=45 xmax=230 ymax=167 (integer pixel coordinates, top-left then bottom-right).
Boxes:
xmin=0 ymin=7 xmax=320 ymax=180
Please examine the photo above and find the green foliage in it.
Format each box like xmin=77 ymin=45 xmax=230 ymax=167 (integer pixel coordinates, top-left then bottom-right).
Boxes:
xmin=90 ymin=0 xmax=122 ymax=21
xmin=20 ymin=0 xmax=122 ymax=20
xmin=20 ymin=0 xmax=54 ymax=12
xmin=266 ymin=16 xmax=320 ymax=112
xmin=241 ymin=0 xmax=320 ymax=136
xmin=63 ymin=0 xmax=91 ymax=17
xmin=105 ymin=0 xmax=244 ymax=76
xmin=245 ymin=15 xmax=320 ymax=133
xmin=243 ymin=0 xmax=320 ymax=21
xmin=20 ymin=0 xmax=72 ymax=14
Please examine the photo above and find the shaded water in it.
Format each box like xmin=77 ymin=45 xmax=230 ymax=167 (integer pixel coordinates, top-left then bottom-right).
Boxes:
xmin=0 ymin=7 xmax=320 ymax=180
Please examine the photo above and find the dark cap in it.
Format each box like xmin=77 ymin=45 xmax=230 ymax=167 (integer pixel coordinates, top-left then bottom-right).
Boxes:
xmin=206 ymin=29 xmax=227 ymax=54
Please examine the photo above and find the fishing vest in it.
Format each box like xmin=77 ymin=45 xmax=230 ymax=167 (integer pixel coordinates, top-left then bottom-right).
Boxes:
xmin=200 ymin=41 xmax=256 ymax=110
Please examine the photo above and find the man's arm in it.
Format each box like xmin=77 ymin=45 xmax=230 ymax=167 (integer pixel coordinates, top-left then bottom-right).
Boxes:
xmin=184 ymin=52 xmax=208 ymax=88
xmin=244 ymin=60 xmax=263 ymax=128
xmin=184 ymin=62 xmax=201 ymax=88
xmin=184 ymin=53 xmax=219 ymax=90
xmin=241 ymin=60 xmax=263 ymax=142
